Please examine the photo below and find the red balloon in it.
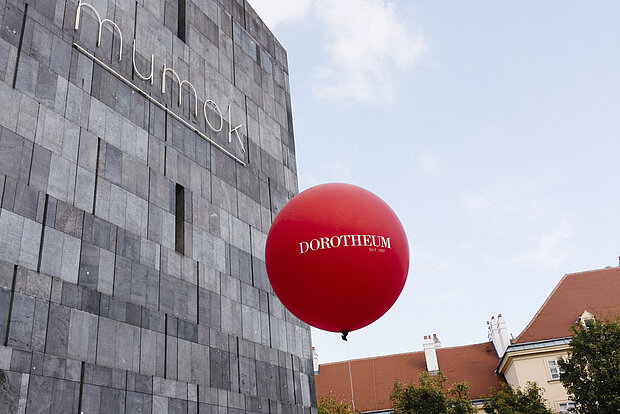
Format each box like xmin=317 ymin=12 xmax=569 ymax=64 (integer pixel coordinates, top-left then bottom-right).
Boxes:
xmin=265 ymin=183 xmax=409 ymax=334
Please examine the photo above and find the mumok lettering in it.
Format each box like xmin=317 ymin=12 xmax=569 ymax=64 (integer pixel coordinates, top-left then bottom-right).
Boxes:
xmin=73 ymin=1 xmax=246 ymax=163
xmin=299 ymin=235 xmax=391 ymax=254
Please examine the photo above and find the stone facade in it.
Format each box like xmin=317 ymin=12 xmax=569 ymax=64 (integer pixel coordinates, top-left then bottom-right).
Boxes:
xmin=0 ymin=0 xmax=313 ymax=412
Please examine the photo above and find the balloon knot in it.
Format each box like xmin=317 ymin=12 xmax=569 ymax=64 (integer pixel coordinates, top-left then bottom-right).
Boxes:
xmin=341 ymin=330 xmax=349 ymax=341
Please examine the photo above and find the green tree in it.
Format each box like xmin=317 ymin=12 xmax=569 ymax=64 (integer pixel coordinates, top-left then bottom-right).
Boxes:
xmin=318 ymin=391 xmax=351 ymax=414
xmin=447 ymin=382 xmax=477 ymax=414
xmin=482 ymin=382 xmax=552 ymax=414
xmin=558 ymin=317 xmax=620 ymax=413
xmin=389 ymin=371 xmax=475 ymax=414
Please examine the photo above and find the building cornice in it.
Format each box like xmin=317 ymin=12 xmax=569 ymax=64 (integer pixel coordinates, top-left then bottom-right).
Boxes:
xmin=497 ymin=337 xmax=571 ymax=374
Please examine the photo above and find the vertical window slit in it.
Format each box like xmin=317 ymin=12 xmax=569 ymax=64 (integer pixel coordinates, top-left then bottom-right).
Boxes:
xmin=77 ymin=361 xmax=85 ymax=414
xmin=175 ymin=183 xmax=185 ymax=254
xmin=178 ymin=0 xmax=186 ymax=43
xmin=3 ymin=265 xmax=17 ymax=346
xmin=12 ymin=3 xmax=28 ymax=89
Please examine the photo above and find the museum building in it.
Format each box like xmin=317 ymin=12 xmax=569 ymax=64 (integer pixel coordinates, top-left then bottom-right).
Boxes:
xmin=0 ymin=0 xmax=315 ymax=412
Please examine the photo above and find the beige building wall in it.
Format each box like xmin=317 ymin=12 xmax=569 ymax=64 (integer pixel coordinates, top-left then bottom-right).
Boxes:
xmin=500 ymin=345 xmax=573 ymax=413
xmin=474 ymin=403 xmax=486 ymax=413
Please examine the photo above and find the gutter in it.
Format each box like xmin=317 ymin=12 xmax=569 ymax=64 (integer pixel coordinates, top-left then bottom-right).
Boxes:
xmin=496 ymin=336 xmax=572 ymax=372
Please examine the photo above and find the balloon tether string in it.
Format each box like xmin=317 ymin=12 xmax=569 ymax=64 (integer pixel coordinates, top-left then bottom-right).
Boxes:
xmin=346 ymin=339 xmax=356 ymax=413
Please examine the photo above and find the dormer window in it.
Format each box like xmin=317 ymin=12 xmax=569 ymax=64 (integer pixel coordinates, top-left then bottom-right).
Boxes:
xmin=577 ymin=310 xmax=595 ymax=327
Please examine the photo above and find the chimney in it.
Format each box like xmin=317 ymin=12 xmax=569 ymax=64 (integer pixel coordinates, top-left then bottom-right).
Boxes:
xmin=423 ymin=334 xmax=441 ymax=374
xmin=488 ymin=315 xmax=510 ymax=358
xmin=497 ymin=314 xmax=510 ymax=354
xmin=312 ymin=347 xmax=319 ymax=375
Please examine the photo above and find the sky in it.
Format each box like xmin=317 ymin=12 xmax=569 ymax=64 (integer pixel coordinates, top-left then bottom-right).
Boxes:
xmin=248 ymin=0 xmax=620 ymax=364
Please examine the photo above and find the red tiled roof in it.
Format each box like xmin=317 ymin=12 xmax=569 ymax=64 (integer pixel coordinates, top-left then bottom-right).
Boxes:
xmin=515 ymin=267 xmax=620 ymax=343
xmin=314 ymin=342 xmax=504 ymax=412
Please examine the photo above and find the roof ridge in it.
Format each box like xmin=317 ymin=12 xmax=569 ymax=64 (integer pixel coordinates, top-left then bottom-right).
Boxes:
xmin=317 ymin=341 xmax=494 ymax=366
xmin=565 ymin=266 xmax=620 ymax=276
xmin=515 ymin=273 xmax=569 ymax=343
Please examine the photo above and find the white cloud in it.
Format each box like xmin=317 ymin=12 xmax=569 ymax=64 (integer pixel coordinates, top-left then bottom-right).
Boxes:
xmin=412 ymin=246 xmax=454 ymax=275
xmin=465 ymin=194 xmax=491 ymax=211
xmin=512 ymin=214 xmax=573 ymax=270
xmin=248 ymin=0 xmax=312 ymax=28
xmin=313 ymin=0 xmax=427 ymax=103
xmin=248 ymin=0 xmax=427 ymax=103
xmin=417 ymin=151 xmax=438 ymax=174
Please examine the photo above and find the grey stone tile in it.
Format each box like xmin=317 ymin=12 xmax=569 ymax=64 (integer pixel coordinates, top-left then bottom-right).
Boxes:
xmin=0 ymin=81 xmax=19 ymax=132
xmin=77 ymin=128 xmax=98 ymax=173
xmin=239 ymin=356 xmax=257 ymax=396
xmin=210 ymin=348 xmax=230 ymax=390
xmin=113 ymin=255 xmax=131 ymax=302
xmin=7 ymin=292 xmax=35 ymax=349
xmin=80 ymin=383 xmax=102 ymax=413
xmin=177 ymin=338 xmax=192 ymax=383
xmin=75 ymin=52 xmax=93 ymax=94
xmin=74 ymin=166 xmax=96 ymax=212
xmin=47 ymin=153 xmax=77 ymax=204
xmin=54 ymin=200 xmax=83 ymax=238
xmin=67 ymin=308 xmax=98 ymax=363
xmin=65 ymin=358 xmax=81 ymax=382
xmin=30 ymin=298 xmax=49 ymax=353
xmin=17 ymin=94 xmax=39 ymax=141
xmin=25 ymin=375 xmax=54 ymax=411
xmin=98 ymin=247 xmax=115 ymax=296
xmin=88 ymin=98 xmax=106 ymax=138
xmin=35 ymin=65 xmax=58 ymax=107
xmin=35 ymin=107 xmax=63 ymax=156
xmin=165 ymin=335 xmax=177 ymax=379
xmin=50 ymin=377 xmax=80 ymax=413
xmin=42 ymin=354 xmax=65 ymax=379
xmin=13 ymin=269 xmax=50 ymax=301
xmin=54 ymin=74 xmax=69 ymax=116
xmin=241 ymin=304 xmax=261 ymax=344
xmin=18 ymin=216 xmax=41 ymax=271
xmin=79 ymin=241 xmax=99 ymax=289
xmin=14 ymin=53 xmax=38 ymax=97
xmin=29 ymin=144 xmax=51 ymax=193
xmin=104 ymin=142 xmax=122 ymax=186
xmin=8 ymin=348 xmax=30 ymax=377
xmin=84 ymin=363 xmax=112 ymax=387
xmin=50 ymin=34 xmax=71 ymax=77
xmin=127 ymin=391 xmax=154 ymax=414
xmin=95 ymin=317 xmax=116 ymax=368
xmin=101 ymin=386 xmax=126 ymax=413
xmin=139 ymin=328 xmax=164 ymax=377
xmin=13 ymin=181 xmax=39 ymax=221
xmin=0 ymin=128 xmax=28 ymax=183
xmin=220 ymin=295 xmax=242 ymax=336
xmin=115 ymin=321 xmax=141 ymax=371
xmin=62 ymin=120 xmax=80 ymax=164
xmin=49 ymin=277 xmax=62 ymax=304
xmin=39 ymin=227 xmax=64 ymax=281
xmin=45 ymin=303 xmax=70 ymax=358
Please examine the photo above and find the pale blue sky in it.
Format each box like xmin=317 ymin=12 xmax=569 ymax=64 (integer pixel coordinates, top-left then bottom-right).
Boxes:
xmin=250 ymin=0 xmax=620 ymax=363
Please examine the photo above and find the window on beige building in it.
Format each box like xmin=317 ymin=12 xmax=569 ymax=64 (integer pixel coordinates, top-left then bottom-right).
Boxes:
xmin=546 ymin=359 xmax=565 ymax=380
xmin=557 ymin=401 xmax=577 ymax=413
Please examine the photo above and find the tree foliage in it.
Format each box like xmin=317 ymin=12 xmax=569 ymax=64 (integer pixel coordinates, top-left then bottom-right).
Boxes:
xmin=558 ymin=317 xmax=620 ymax=413
xmin=389 ymin=371 xmax=475 ymax=414
xmin=482 ymin=382 xmax=552 ymax=414
xmin=318 ymin=391 xmax=351 ymax=414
